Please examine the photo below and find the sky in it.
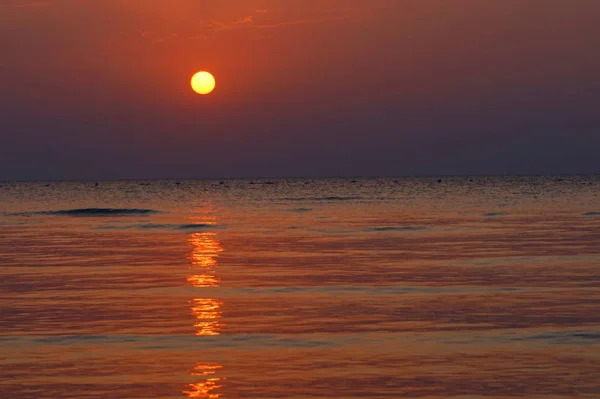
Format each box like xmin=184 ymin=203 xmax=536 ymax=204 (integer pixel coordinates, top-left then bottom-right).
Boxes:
xmin=1 ymin=0 xmax=599 ymax=180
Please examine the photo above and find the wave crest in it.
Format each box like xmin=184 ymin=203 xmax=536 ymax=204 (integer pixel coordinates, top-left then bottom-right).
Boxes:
xmin=363 ymin=226 xmax=428 ymax=232
xmin=282 ymin=196 xmax=362 ymax=202
xmin=95 ymin=223 xmax=219 ymax=231
xmin=483 ymin=212 xmax=509 ymax=217
xmin=582 ymin=211 xmax=600 ymax=216
xmin=10 ymin=208 xmax=161 ymax=217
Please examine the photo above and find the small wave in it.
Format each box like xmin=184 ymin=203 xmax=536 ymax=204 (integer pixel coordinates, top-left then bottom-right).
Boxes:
xmin=93 ymin=225 xmax=131 ymax=230
xmin=582 ymin=211 xmax=600 ymax=216
xmin=176 ymin=224 xmax=217 ymax=230
xmin=282 ymin=196 xmax=362 ymax=202
xmin=95 ymin=223 xmax=219 ymax=231
xmin=31 ymin=334 xmax=330 ymax=349
xmin=14 ymin=208 xmax=161 ymax=217
xmin=363 ymin=226 xmax=428 ymax=232
xmin=290 ymin=208 xmax=313 ymax=213
xmin=136 ymin=224 xmax=172 ymax=230
xmin=510 ymin=330 xmax=600 ymax=344
xmin=483 ymin=212 xmax=509 ymax=217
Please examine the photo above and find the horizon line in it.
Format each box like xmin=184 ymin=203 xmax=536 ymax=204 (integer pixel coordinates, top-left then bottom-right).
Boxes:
xmin=1 ymin=173 xmax=599 ymax=183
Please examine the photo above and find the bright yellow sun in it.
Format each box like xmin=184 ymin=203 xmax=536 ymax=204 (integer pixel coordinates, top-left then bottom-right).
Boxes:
xmin=191 ymin=71 xmax=216 ymax=95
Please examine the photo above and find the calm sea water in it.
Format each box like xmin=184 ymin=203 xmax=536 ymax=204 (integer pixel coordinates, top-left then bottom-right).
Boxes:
xmin=1 ymin=177 xmax=599 ymax=398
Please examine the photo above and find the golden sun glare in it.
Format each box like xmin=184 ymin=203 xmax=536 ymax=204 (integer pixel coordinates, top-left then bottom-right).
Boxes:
xmin=191 ymin=71 xmax=216 ymax=95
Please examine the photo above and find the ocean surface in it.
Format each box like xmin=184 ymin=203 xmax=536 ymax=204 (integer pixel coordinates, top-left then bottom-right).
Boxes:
xmin=1 ymin=176 xmax=599 ymax=398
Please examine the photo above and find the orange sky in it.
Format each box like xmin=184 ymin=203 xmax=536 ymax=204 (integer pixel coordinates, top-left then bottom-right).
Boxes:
xmin=3 ymin=1 xmax=394 ymax=98
xmin=1 ymin=0 xmax=599 ymax=179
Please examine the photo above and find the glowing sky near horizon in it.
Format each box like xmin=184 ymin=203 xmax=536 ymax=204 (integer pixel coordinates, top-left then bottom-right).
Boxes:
xmin=0 ymin=0 xmax=599 ymax=179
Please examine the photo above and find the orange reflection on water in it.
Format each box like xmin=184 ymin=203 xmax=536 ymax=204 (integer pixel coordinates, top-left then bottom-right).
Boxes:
xmin=187 ymin=274 xmax=220 ymax=288
xmin=187 ymin=230 xmax=224 ymax=335
xmin=191 ymin=298 xmax=223 ymax=336
xmin=185 ymin=220 xmax=226 ymax=396
xmin=183 ymin=363 xmax=224 ymax=399
xmin=188 ymin=231 xmax=223 ymax=267
xmin=187 ymin=232 xmax=223 ymax=287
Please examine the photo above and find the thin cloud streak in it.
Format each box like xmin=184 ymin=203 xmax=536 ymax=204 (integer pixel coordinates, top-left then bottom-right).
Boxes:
xmin=198 ymin=9 xmax=359 ymax=36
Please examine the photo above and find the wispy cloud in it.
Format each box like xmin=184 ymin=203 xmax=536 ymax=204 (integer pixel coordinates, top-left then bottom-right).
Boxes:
xmin=123 ymin=7 xmax=364 ymax=45
xmin=236 ymin=16 xmax=254 ymax=24
xmin=136 ymin=29 xmax=154 ymax=38
xmin=207 ymin=15 xmax=254 ymax=32
xmin=189 ymin=34 xmax=208 ymax=41
xmin=199 ymin=9 xmax=357 ymax=35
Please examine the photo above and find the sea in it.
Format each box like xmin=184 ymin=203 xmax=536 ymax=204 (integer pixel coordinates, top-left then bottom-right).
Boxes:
xmin=0 ymin=176 xmax=599 ymax=398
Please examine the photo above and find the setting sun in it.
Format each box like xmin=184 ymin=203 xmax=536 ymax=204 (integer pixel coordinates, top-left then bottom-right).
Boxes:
xmin=191 ymin=71 xmax=216 ymax=95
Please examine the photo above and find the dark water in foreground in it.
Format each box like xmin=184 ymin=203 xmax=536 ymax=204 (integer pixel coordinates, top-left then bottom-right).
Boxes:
xmin=1 ymin=177 xmax=599 ymax=398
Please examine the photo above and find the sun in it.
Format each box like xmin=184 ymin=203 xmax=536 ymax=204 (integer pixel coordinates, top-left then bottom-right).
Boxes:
xmin=191 ymin=71 xmax=216 ymax=95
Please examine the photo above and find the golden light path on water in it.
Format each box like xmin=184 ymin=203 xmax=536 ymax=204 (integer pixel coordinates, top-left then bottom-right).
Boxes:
xmin=184 ymin=210 xmax=225 ymax=398
xmin=187 ymin=231 xmax=223 ymax=287
xmin=184 ymin=363 xmax=224 ymax=399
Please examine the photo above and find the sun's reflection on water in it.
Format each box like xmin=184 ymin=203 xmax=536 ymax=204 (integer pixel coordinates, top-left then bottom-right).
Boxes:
xmin=191 ymin=298 xmax=223 ymax=336
xmin=187 ymin=232 xmax=223 ymax=288
xmin=188 ymin=232 xmax=223 ymax=268
xmin=184 ymin=214 xmax=225 ymax=398
xmin=183 ymin=363 xmax=224 ymax=399
xmin=187 ymin=231 xmax=224 ymax=336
